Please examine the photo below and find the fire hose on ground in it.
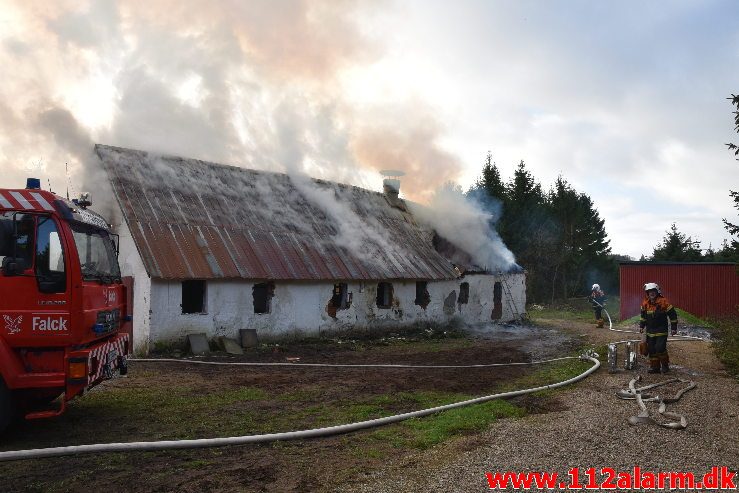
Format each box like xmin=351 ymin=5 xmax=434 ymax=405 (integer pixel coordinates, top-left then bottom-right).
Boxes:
xmin=0 ymin=354 xmax=600 ymax=462
xmin=593 ymin=300 xmax=703 ymax=429
xmin=616 ymin=376 xmax=696 ymax=429
xmin=595 ymin=299 xmax=703 ymax=371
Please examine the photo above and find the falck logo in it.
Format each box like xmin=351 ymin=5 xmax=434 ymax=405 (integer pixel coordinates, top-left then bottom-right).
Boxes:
xmin=3 ymin=315 xmax=22 ymax=335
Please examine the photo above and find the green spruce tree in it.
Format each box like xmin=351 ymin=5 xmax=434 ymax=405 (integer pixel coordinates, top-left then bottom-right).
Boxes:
xmin=722 ymin=94 xmax=739 ymax=259
xmin=546 ymin=176 xmax=611 ymax=300
xmin=651 ymin=223 xmax=703 ymax=261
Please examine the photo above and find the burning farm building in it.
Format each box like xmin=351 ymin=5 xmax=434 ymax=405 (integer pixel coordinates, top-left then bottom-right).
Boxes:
xmin=94 ymin=144 xmax=525 ymax=354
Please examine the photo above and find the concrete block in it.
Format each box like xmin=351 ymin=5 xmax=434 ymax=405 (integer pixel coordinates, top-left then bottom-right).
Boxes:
xmin=218 ymin=336 xmax=244 ymax=355
xmin=187 ymin=333 xmax=210 ymax=355
xmin=239 ymin=328 xmax=259 ymax=348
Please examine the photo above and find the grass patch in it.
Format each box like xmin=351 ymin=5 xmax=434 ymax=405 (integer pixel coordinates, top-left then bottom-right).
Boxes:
xmin=620 ymin=308 xmax=715 ymax=328
xmin=49 ymin=338 xmax=593 ymax=458
xmin=277 ymin=386 xmax=325 ymax=402
xmin=260 ymin=322 xmax=469 ymax=350
xmin=498 ymin=357 xmax=595 ymax=395
xmin=2 ymin=330 xmax=605 ymax=493
xmin=181 ymin=458 xmax=213 ymax=469
xmin=70 ymin=384 xmax=268 ymax=438
xmin=531 ymin=297 xmax=736 ymax=379
xmin=363 ymin=358 xmax=590 ymax=450
xmin=78 ymin=385 xmax=267 ymax=415
xmin=533 ymin=298 xmax=715 ymax=333
xmin=401 ymin=399 xmax=524 ymax=448
xmin=529 ymin=306 xmax=593 ymax=323
xmin=676 ymin=309 xmax=715 ymax=327
xmin=528 ymin=297 xmax=621 ymax=323
xmin=591 ymin=344 xmax=609 ymax=362
xmin=711 ymin=316 xmax=739 ymax=377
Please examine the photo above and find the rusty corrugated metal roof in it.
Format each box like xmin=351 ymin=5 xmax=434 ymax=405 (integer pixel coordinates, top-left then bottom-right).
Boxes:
xmin=97 ymin=144 xmax=461 ymax=281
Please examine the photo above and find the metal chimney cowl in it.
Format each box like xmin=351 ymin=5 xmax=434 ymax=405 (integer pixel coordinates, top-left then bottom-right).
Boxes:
xmin=383 ymin=178 xmax=400 ymax=199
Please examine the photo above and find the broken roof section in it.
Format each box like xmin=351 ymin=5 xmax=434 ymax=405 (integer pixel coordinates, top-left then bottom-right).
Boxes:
xmin=96 ymin=144 xmax=463 ymax=281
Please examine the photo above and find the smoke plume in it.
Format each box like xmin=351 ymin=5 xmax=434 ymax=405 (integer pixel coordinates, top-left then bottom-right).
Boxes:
xmin=409 ymin=184 xmax=516 ymax=272
xmin=0 ymin=0 xmax=513 ymax=270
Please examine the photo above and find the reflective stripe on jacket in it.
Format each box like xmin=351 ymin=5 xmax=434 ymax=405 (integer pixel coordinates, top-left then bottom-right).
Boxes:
xmin=639 ymin=295 xmax=678 ymax=333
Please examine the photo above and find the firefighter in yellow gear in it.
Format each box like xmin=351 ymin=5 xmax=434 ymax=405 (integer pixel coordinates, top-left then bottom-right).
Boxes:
xmin=588 ymin=283 xmax=607 ymax=328
xmin=639 ymin=282 xmax=678 ymax=374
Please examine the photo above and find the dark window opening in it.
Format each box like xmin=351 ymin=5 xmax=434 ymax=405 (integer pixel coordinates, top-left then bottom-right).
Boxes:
xmin=253 ymin=282 xmax=275 ymax=314
xmin=415 ymin=281 xmax=430 ymax=308
xmin=458 ymin=282 xmax=469 ymax=304
xmin=376 ymin=282 xmax=393 ymax=309
xmin=330 ymin=283 xmax=351 ymax=310
xmin=327 ymin=283 xmax=352 ymax=318
xmin=182 ymin=280 xmax=206 ymax=314
xmin=492 ymin=281 xmax=503 ymax=320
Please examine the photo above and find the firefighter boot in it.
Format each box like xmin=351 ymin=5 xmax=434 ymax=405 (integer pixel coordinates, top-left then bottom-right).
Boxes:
xmin=648 ymin=357 xmax=661 ymax=374
xmin=596 ymin=318 xmax=604 ymax=328
xmin=661 ymin=354 xmax=670 ymax=373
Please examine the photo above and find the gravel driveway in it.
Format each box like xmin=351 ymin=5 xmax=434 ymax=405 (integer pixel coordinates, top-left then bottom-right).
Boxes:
xmin=339 ymin=320 xmax=739 ymax=492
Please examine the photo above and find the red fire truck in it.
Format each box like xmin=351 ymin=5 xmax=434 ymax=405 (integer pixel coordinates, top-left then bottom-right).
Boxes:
xmin=0 ymin=178 xmax=130 ymax=433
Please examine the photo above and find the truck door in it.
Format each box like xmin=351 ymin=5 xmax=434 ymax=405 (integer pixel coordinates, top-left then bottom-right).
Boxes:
xmin=0 ymin=214 xmax=71 ymax=347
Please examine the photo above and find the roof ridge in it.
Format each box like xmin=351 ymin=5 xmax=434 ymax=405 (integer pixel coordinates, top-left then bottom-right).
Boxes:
xmin=94 ymin=143 xmax=392 ymax=201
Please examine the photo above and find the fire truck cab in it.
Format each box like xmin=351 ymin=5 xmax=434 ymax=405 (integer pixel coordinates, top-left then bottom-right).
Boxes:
xmin=0 ymin=179 xmax=130 ymax=433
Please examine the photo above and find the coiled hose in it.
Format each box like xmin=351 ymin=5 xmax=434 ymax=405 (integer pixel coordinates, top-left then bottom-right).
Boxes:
xmin=594 ymin=300 xmax=703 ymax=429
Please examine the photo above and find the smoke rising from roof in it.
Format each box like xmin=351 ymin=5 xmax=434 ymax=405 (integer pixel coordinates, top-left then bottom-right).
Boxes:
xmin=97 ymin=144 xmax=458 ymax=280
xmin=409 ymin=185 xmax=516 ymax=273
xmin=1 ymin=1 xmax=514 ymax=271
xmin=0 ymin=1 xmax=464 ymax=203
xmin=350 ymin=104 xmax=464 ymax=204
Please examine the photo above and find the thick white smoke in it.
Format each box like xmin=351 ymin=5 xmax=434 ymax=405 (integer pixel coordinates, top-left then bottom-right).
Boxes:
xmin=409 ymin=184 xmax=516 ymax=272
xmin=1 ymin=1 xmax=515 ymax=271
xmin=0 ymin=1 xmax=463 ymax=203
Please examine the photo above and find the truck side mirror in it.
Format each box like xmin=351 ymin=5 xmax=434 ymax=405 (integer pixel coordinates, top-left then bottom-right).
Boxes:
xmin=1 ymin=256 xmax=27 ymax=276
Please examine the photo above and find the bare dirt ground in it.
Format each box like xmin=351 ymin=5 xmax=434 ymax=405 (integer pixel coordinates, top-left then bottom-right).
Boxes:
xmin=342 ymin=319 xmax=739 ymax=492
xmin=4 ymin=319 xmax=733 ymax=493
xmin=0 ymin=325 xmax=580 ymax=493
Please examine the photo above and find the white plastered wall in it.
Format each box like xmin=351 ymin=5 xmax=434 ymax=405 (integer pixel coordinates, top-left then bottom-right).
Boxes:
xmin=99 ymin=175 xmax=153 ymax=355
xmin=114 ymin=218 xmax=152 ymax=355
xmin=147 ymin=272 xmax=526 ymax=345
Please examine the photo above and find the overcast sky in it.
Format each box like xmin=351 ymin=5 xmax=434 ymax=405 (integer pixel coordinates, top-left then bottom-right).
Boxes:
xmin=1 ymin=0 xmax=737 ymax=259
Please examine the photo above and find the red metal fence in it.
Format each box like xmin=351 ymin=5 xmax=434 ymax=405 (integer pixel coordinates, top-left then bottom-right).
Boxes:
xmin=619 ymin=262 xmax=739 ymax=320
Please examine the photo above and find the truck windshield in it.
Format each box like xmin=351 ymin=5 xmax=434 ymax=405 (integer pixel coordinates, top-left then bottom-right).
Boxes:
xmin=70 ymin=222 xmax=121 ymax=283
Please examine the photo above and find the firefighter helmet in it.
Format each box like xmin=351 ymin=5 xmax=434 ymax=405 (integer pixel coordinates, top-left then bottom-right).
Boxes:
xmin=644 ymin=282 xmax=661 ymax=294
